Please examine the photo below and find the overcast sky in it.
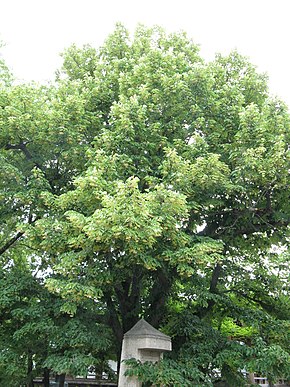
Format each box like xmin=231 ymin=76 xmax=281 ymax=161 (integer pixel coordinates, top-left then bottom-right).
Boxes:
xmin=1 ymin=0 xmax=290 ymax=107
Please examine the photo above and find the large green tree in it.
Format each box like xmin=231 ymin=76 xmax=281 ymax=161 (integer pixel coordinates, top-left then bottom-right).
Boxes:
xmin=1 ymin=25 xmax=289 ymax=385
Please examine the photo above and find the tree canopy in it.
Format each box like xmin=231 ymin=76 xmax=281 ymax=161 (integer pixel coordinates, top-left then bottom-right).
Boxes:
xmin=0 ymin=24 xmax=289 ymax=386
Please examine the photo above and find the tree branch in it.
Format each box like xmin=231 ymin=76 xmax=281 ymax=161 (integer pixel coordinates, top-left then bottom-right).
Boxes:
xmin=0 ymin=214 xmax=39 ymax=256
xmin=0 ymin=231 xmax=24 ymax=255
xmin=5 ymin=141 xmax=43 ymax=170
xmin=4 ymin=141 xmax=63 ymax=194
xmin=198 ymin=206 xmax=289 ymax=238
xmin=197 ymin=263 xmax=223 ymax=319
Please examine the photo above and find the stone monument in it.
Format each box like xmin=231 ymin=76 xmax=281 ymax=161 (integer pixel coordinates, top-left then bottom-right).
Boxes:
xmin=118 ymin=319 xmax=172 ymax=387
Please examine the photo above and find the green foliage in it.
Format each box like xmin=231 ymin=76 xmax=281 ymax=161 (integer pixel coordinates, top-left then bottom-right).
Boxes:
xmin=125 ymin=358 xmax=210 ymax=387
xmin=247 ymin=338 xmax=290 ymax=383
xmin=0 ymin=43 xmax=13 ymax=86
xmin=0 ymin=267 xmax=113 ymax=383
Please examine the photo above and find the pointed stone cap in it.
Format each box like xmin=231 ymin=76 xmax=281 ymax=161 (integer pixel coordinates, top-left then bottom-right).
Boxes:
xmin=124 ymin=319 xmax=171 ymax=342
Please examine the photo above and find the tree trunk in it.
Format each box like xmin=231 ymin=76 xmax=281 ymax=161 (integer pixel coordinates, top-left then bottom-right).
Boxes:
xmin=27 ymin=350 xmax=34 ymax=387
xmin=43 ymin=368 xmax=50 ymax=387
xmin=55 ymin=373 xmax=66 ymax=387
xmin=146 ymin=269 xmax=173 ymax=327
xmin=247 ymin=372 xmax=255 ymax=385
xmin=104 ymin=291 xmax=123 ymax=365
xmin=197 ymin=263 xmax=222 ymax=318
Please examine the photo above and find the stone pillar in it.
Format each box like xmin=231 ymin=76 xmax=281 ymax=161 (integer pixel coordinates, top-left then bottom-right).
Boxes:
xmin=118 ymin=319 xmax=172 ymax=387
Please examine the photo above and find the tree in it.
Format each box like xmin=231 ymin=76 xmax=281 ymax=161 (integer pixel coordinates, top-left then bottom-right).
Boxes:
xmin=1 ymin=25 xmax=289 ymax=385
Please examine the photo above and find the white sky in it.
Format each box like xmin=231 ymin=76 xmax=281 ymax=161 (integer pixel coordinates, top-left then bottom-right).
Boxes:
xmin=1 ymin=0 xmax=290 ymax=107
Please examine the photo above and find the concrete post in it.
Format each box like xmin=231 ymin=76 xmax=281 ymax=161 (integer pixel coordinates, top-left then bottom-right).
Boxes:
xmin=118 ymin=319 xmax=172 ymax=387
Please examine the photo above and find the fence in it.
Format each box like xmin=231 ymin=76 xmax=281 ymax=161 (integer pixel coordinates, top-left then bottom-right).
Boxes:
xmin=252 ymin=376 xmax=289 ymax=386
